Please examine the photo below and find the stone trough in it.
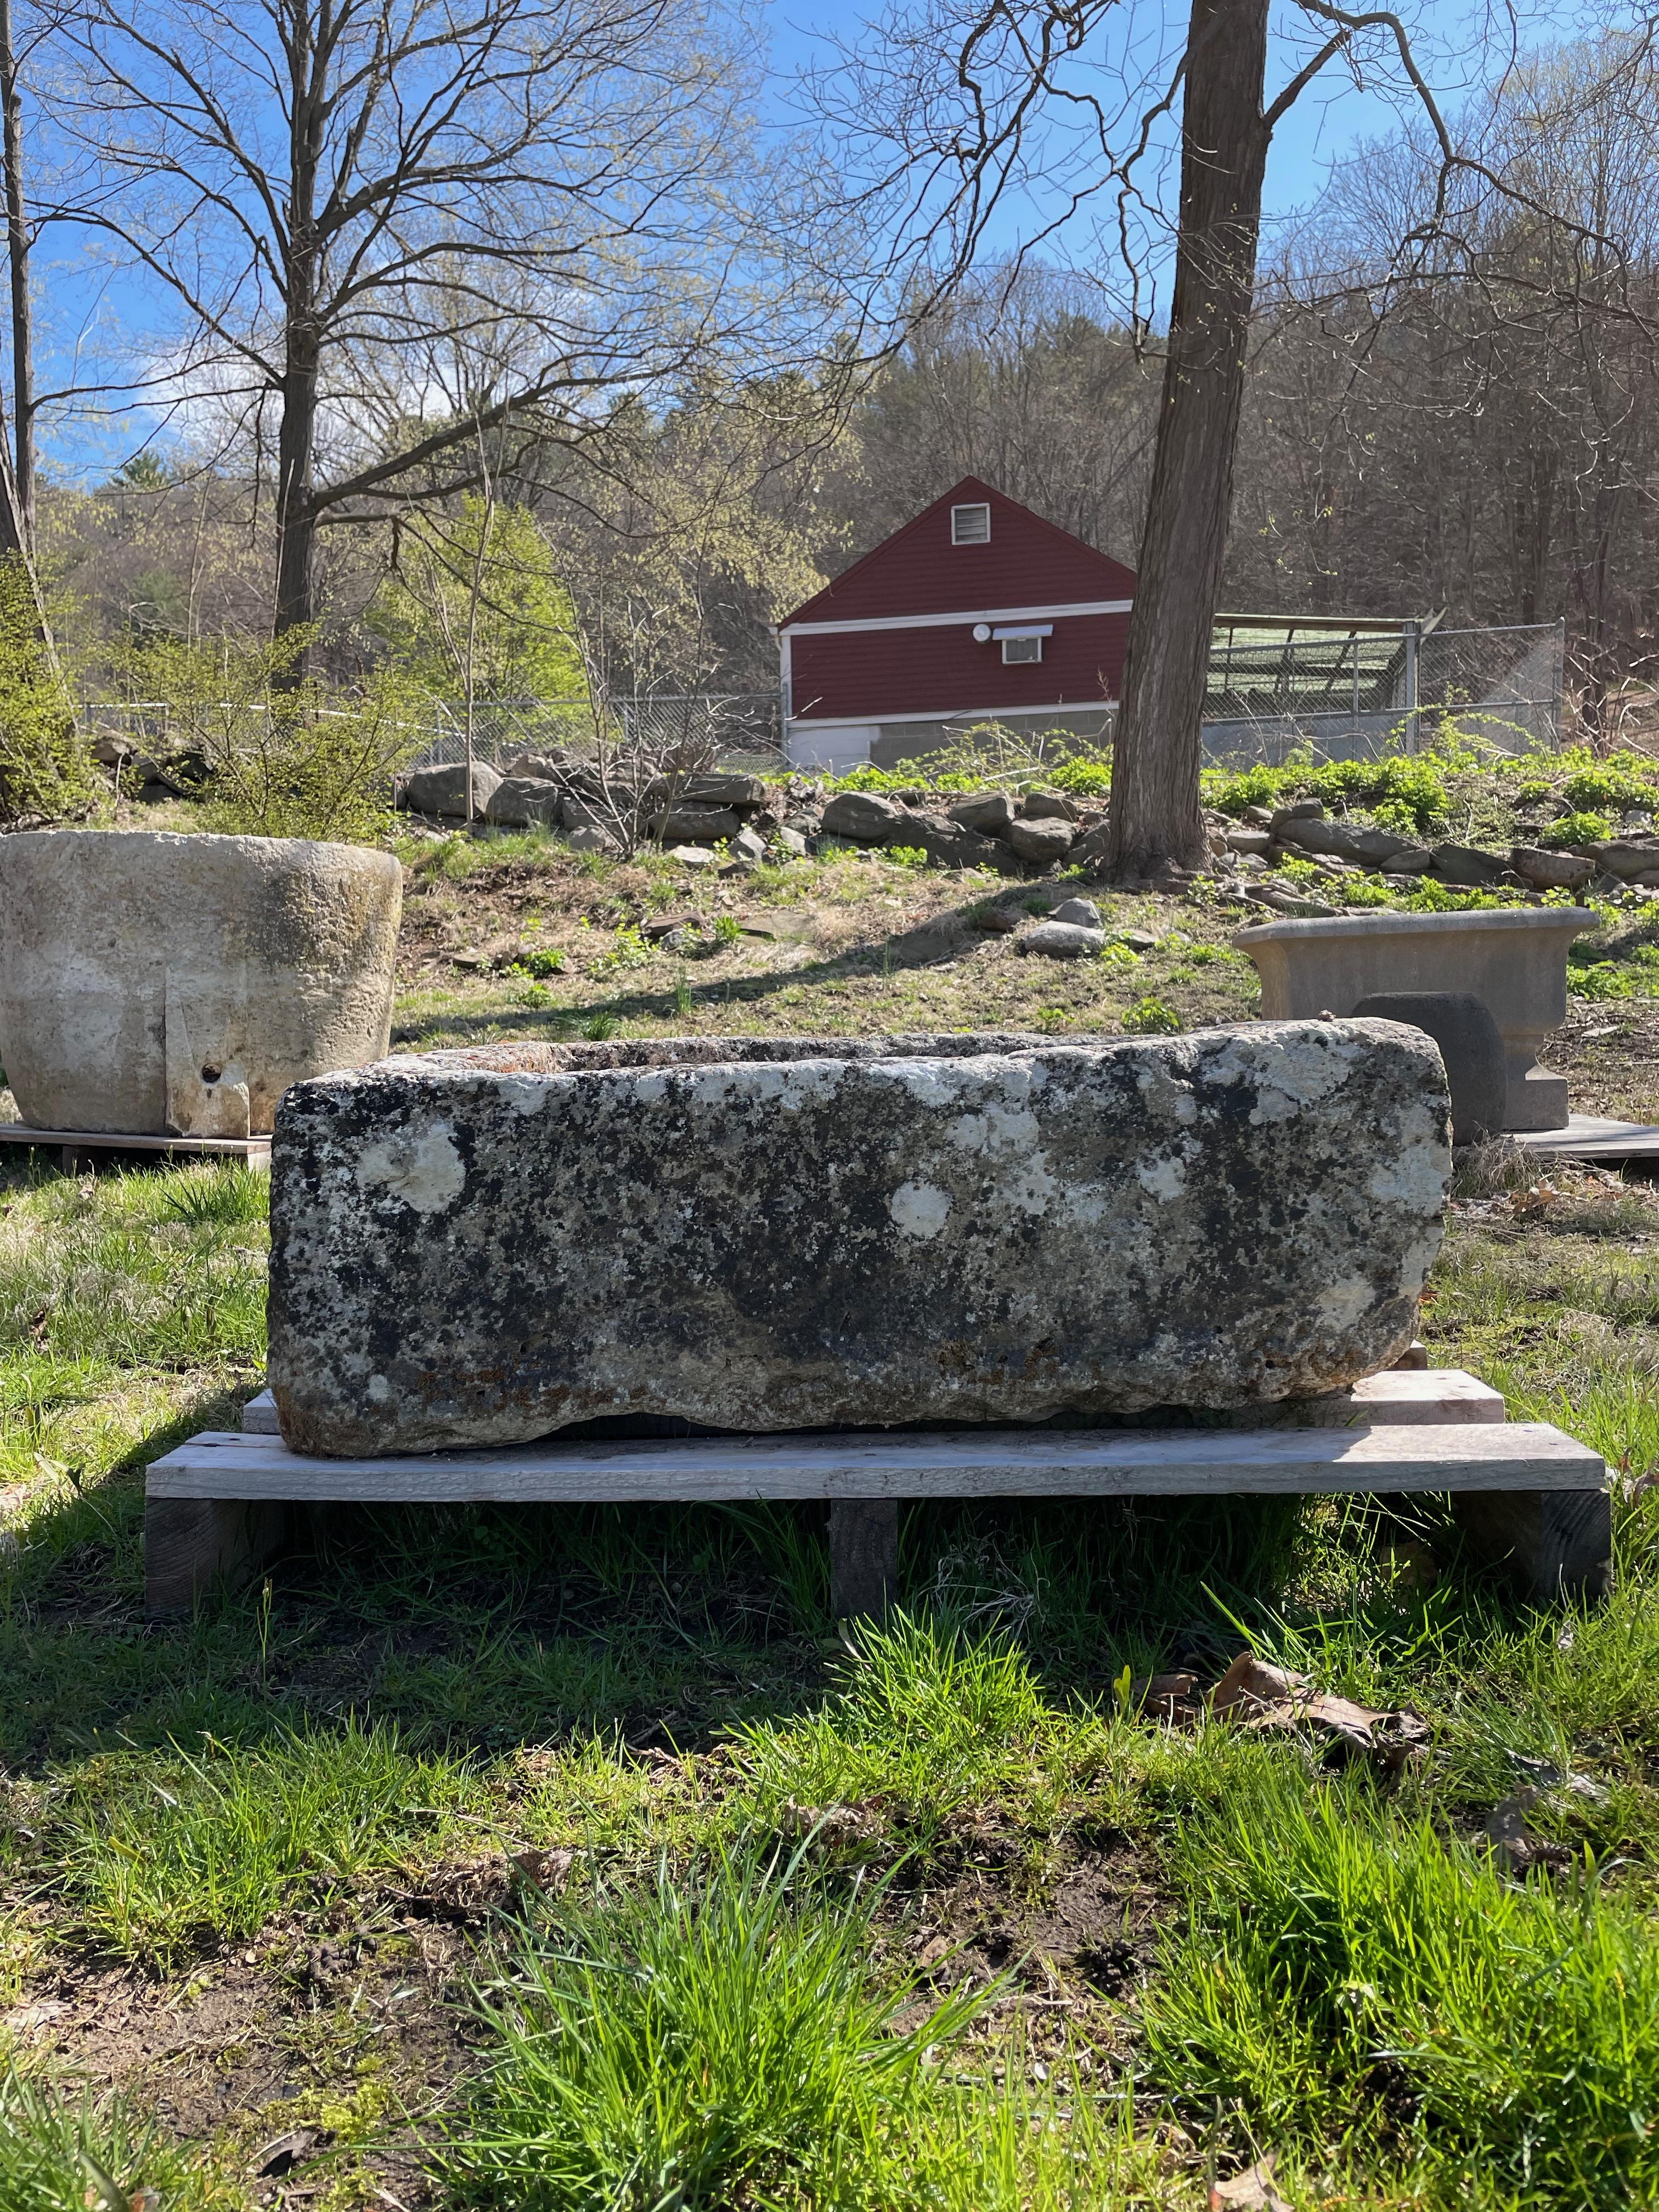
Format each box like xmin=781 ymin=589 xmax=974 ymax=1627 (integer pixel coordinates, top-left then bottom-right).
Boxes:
xmin=0 ymin=831 xmax=402 ymax=1138
xmin=266 ymin=1022 xmax=1452 ymax=1456
xmin=143 ymin=1023 xmax=1611 ymax=1615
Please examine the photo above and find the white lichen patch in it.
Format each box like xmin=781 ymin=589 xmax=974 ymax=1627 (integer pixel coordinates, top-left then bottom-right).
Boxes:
xmin=1207 ymin=1025 xmax=1360 ymax=1125
xmin=1316 ymin=1273 xmax=1376 ymax=1330
xmin=889 ymin=1180 xmax=952 ymax=1239
xmin=356 ymin=1123 xmax=467 ymax=1215
xmin=1135 ymin=1152 xmax=1188 ymax=1200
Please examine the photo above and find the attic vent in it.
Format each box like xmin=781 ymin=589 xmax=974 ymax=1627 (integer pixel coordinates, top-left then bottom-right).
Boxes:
xmin=950 ymin=502 xmax=990 ymax=545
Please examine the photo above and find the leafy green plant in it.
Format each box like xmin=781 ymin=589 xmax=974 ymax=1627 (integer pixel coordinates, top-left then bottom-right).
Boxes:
xmin=887 ymin=844 xmax=930 ymax=869
xmin=517 ymin=947 xmax=566 ymax=979
xmin=591 ymin=922 xmax=651 ymax=974
xmin=446 ymin=1842 xmax=995 ymax=2210
xmin=1121 ymin=995 xmax=1182 ymax=1035
xmin=0 ymin=556 xmax=97 ymax=832
xmin=712 ymin=912 xmax=742 ymax=946
xmin=126 ymin=628 xmax=430 ymax=842
xmin=582 ymin=1012 xmax=620 ymax=1039
xmin=1540 ymin=810 xmax=1612 ymax=848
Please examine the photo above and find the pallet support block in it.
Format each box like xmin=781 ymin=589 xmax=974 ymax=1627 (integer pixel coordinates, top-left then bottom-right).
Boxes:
xmin=145 ymin=1495 xmax=289 ymax=1615
xmin=830 ymin=1500 xmax=899 ymax=1620
xmin=1453 ymin=1486 xmax=1614 ymax=1602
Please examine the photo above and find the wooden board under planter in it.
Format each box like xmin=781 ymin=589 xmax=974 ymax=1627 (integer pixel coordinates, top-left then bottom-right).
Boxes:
xmin=144 ymin=1369 xmax=1609 ymax=1618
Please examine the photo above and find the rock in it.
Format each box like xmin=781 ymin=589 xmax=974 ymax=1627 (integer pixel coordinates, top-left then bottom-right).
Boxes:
xmin=648 ymin=771 xmax=768 ymax=810
xmin=1069 ymin=824 xmax=1112 ymax=871
xmin=1512 ymin=845 xmax=1594 ymax=891
xmin=1050 ymin=896 xmax=1102 ymax=928
xmin=822 ymin=790 xmax=909 ymax=843
xmin=500 ymin=751 xmax=572 ymax=779
xmin=648 ymin=806 xmax=743 ymax=845
xmin=483 ymin=776 xmax=564 ymax=829
xmin=1017 ymin=921 xmax=1105 ymax=958
xmin=1276 ymin=816 xmax=1418 ymax=868
xmin=267 ymin=1020 xmax=1451 ymax=1454
xmin=1381 ymin=845 xmax=1434 ymax=873
xmin=669 ymin=844 xmax=718 ymax=868
xmin=0 ymin=831 xmax=401 ymax=1135
xmin=1018 ymin=788 xmax=1079 ymax=822
xmin=1007 ymin=817 xmax=1077 ymax=866
xmin=567 ymin=825 xmax=619 ymax=856
xmin=1120 ymin=928 xmax=1159 ymax=952
xmin=1225 ymin=828 xmax=1274 ymax=856
xmin=1351 ymin=990 xmax=1506 ymax=1145
xmin=906 ymin=815 xmax=1026 ymax=875
xmin=1429 ymin=843 xmax=1505 ymax=885
xmin=731 ymin=826 xmax=768 ymax=862
xmin=776 ymin=827 xmax=808 ymax=857
xmin=947 ymin=790 xmax=1017 ymax=837
xmin=1583 ymin=839 xmax=1659 ymax=880
xmin=399 ymin=761 xmax=503 ymax=818
xmin=1270 ymin=800 xmax=1325 ymax=832
xmin=1243 ymin=804 xmax=1275 ymax=826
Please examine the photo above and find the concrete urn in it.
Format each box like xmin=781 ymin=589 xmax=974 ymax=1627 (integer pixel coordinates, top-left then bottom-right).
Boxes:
xmin=0 ymin=831 xmax=403 ymax=1136
xmin=1234 ymin=907 xmax=1595 ymax=1131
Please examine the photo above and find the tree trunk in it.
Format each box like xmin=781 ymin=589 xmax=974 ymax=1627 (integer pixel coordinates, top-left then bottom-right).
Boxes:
xmin=273 ymin=313 xmax=318 ymax=642
xmin=1107 ymin=0 xmax=1272 ymax=881
xmin=273 ymin=5 xmax=321 ymax=650
xmin=0 ymin=0 xmax=31 ymax=558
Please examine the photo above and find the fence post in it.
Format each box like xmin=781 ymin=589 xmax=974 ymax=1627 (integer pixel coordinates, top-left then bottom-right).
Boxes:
xmin=1402 ymin=622 xmax=1419 ymax=752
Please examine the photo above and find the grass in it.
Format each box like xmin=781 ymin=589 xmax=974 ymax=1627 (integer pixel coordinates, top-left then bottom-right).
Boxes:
xmin=2 ymin=842 xmax=1659 ymax=2204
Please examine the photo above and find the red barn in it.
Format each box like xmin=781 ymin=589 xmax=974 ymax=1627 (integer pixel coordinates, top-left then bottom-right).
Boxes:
xmin=777 ymin=475 xmax=1136 ymax=774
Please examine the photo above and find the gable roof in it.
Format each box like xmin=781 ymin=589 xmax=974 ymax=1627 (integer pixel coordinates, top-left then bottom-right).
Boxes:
xmin=781 ymin=475 xmax=1136 ymax=628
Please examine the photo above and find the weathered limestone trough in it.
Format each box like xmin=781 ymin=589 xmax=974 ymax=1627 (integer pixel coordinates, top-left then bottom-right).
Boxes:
xmin=268 ymin=1022 xmax=1451 ymax=1457
xmin=1234 ymin=907 xmax=1595 ymax=1132
xmin=0 ymin=832 xmax=402 ymax=1136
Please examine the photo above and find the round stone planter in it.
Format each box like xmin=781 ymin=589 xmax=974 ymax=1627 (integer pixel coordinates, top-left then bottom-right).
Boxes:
xmin=0 ymin=831 xmax=402 ymax=1136
xmin=1234 ymin=907 xmax=1595 ymax=1131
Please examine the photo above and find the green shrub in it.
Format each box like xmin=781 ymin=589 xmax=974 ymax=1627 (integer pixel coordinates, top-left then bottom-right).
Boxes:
xmin=712 ymin=913 xmax=742 ymax=945
xmin=0 ymin=556 xmax=98 ymax=832
xmin=123 ymin=629 xmax=430 ymax=842
xmin=887 ymin=843 xmax=929 ymax=868
xmin=1204 ymin=751 xmax=1451 ymax=836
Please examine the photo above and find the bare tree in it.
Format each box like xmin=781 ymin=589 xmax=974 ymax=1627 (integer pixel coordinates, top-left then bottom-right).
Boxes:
xmin=816 ymin=0 xmax=1472 ymax=875
xmin=52 ymin=0 xmax=792 ymax=654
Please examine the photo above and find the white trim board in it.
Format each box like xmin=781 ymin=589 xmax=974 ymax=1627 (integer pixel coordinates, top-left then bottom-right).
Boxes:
xmin=152 ymin=1420 xmax=1603 ymax=1504
xmin=787 ymin=698 xmax=1118 ymax=732
xmin=782 ymin=599 xmax=1132 ymax=637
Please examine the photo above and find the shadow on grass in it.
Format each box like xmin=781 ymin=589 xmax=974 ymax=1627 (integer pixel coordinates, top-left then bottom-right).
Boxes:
xmin=392 ymin=890 xmax=1065 ymax=1046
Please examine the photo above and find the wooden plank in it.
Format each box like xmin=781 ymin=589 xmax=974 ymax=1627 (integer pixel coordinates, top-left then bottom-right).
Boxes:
xmin=236 ymin=1368 xmax=1504 ymax=1441
xmin=0 ymin=1125 xmax=270 ymax=1164
xmin=144 ymin=1496 xmax=288 ymax=1615
xmin=1453 ymin=1487 xmax=1615 ymax=1603
xmin=1517 ymin=1114 xmax=1659 ymax=1163
xmin=830 ymin=1500 xmax=899 ymax=1619
xmin=148 ymin=1420 xmax=1604 ymax=1503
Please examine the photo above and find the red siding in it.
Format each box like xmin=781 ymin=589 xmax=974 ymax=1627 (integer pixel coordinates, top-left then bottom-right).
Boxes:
xmin=782 ymin=475 xmax=1136 ymax=627
xmin=789 ymin=610 xmax=1128 ymax=723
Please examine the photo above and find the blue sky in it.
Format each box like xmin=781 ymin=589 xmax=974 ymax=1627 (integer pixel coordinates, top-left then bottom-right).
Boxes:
xmin=38 ymin=0 xmax=1605 ymax=483
xmin=762 ymin=0 xmax=1598 ymax=278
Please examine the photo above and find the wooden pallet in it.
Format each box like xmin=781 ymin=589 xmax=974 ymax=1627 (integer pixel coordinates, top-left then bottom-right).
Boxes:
xmin=0 ymin=1125 xmax=271 ymax=1172
xmin=145 ymin=1369 xmax=1610 ymax=1618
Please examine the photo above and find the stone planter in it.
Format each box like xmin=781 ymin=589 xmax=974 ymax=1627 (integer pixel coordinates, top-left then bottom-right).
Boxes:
xmin=1234 ymin=907 xmax=1594 ymax=1131
xmin=0 ymin=831 xmax=402 ymax=1136
xmin=267 ymin=1022 xmax=1449 ymax=1455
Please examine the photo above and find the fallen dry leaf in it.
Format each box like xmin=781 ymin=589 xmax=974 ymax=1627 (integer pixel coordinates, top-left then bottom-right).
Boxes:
xmin=1210 ymin=2151 xmax=1293 ymax=2211
xmin=1210 ymin=1654 xmax=1429 ymax=1774
xmin=1127 ymin=1671 xmax=1203 ymax=1725
xmin=512 ymin=1846 xmax=575 ymax=1895
xmin=251 ymin=2126 xmax=320 ymax=2179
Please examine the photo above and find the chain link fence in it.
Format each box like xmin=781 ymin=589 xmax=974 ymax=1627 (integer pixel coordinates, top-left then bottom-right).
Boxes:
xmin=1201 ymin=619 xmax=1565 ymax=766
xmin=406 ymin=693 xmax=786 ymax=775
